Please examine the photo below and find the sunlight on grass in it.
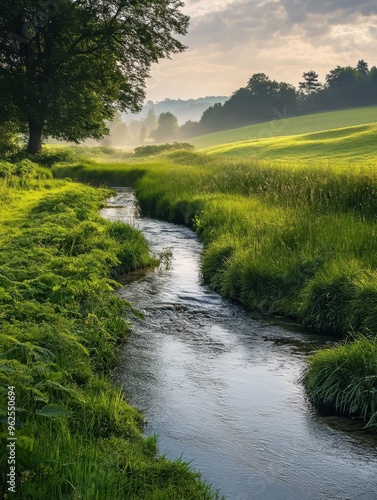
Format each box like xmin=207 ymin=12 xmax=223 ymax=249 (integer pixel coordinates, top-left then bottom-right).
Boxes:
xmin=202 ymin=123 xmax=377 ymax=162
xmin=190 ymin=105 xmax=377 ymax=149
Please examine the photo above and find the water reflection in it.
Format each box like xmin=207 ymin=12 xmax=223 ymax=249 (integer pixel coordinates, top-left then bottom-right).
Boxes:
xmin=101 ymin=188 xmax=377 ymax=500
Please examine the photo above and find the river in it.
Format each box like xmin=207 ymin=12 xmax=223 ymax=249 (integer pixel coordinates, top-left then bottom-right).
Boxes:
xmin=101 ymin=188 xmax=377 ymax=500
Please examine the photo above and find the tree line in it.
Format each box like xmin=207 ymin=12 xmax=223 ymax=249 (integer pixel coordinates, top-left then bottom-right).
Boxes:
xmin=92 ymin=108 xmax=180 ymax=147
xmin=102 ymin=60 xmax=377 ymax=146
xmin=1 ymin=0 xmax=375 ymax=153
xmin=179 ymin=60 xmax=377 ymax=138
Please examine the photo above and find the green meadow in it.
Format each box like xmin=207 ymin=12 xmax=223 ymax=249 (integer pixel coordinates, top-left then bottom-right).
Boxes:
xmin=191 ymin=105 xmax=377 ymax=149
xmin=202 ymin=123 xmax=377 ymax=162
xmin=53 ymin=132 xmax=377 ymax=429
xmin=0 ymin=157 xmax=219 ymax=499
xmin=2 ymin=102 xmax=377 ymax=499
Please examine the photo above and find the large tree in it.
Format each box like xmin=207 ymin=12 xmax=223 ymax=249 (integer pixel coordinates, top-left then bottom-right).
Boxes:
xmin=0 ymin=0 xmax=189 ymax=153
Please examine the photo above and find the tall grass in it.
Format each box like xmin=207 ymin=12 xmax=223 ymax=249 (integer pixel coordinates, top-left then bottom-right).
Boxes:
xmin=0 ymin=163 xmax=219 ymax=498
xmin=305 ymin=336 xmax=377 ymax=429
xmin=53 ymin=150 xmax=377 ymax=333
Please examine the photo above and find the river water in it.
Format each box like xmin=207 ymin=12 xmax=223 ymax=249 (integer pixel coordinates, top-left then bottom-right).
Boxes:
xmin=101 ymin=188 xmax=377 ymax=500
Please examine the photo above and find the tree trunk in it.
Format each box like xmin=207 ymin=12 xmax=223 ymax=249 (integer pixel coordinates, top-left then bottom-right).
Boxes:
xmin=27 ymin=121 xmax=43 ymax=154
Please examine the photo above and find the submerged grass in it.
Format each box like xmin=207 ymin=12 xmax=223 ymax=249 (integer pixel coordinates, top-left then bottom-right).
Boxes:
xmin=0 ymin=160 xmax=219 ymax=499
xmin=53 ymin=146 xmax=377 ymax=429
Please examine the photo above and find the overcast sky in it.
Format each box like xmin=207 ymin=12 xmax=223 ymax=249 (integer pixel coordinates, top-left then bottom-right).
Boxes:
xmin=145 ymin=0 xmax=377 ymax=101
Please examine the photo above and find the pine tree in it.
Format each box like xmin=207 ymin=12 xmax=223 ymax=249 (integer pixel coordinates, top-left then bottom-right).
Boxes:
xmin=299 ymin=71 xmax=322 ymax=95
xmin=357 ymin=60 xmax=369 ymax=78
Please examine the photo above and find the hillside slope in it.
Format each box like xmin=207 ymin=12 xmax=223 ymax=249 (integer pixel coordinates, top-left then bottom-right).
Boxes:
xmin=202 ymin=123 xmax=377 ymax=162
xmin=191 ymin=106 xmax=377 ymax=149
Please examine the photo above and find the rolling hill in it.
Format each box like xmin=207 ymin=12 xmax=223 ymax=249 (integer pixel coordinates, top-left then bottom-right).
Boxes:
xmin=191 ymin=106 xmax=377 ymax=150
xmin=202 ymin=122 xmax=377 ymax=162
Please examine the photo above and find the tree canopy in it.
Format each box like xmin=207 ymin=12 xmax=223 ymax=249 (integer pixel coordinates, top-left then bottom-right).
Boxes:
xmin=0 ymin=0 xmax=189 ymax=153
xmin=180 ymin=59 xmax=377 ymax=137
xmin=151 ymin=111 xmax=179 ymax=142
xmin=199 ymin=74 xmax=297 ymax=132
xmin=299 ymin=71 xmax=322 ymax=95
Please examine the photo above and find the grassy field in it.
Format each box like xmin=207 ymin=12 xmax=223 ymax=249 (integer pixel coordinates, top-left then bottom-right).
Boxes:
xmin=191 ymin=105 xmax=377 ymax=149
xmin=52 ymin=144 xmax=377 ymax=429
xmin=202 ymin=123 xmax=377 ymax=162
xmin=0 ymin=157 xmax=219 ymax=499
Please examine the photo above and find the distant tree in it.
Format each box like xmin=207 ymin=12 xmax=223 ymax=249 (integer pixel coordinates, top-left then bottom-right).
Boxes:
xmin=180 ymin=120 xmax=202 ymax=139
xmin=245 ymin=74 xmax=297 ymax=115
xmin=143 ymin=109 xmax=158 ymax=135
xmin=161 ymin=112 xmax=179 ymax=141
xmin=199 ymin=74 xmax=298 ymax=132
xmin=151 ymin=112 xmax=179 ymax=142
xmin=105 ymin=113 xmax=131 ymax=147
xmin=246 ymin=73 xmax=279 ymax=98
xmin=322 ymin=66 xmax=362 ymax=108
xmin=200 ymin=102 xmax=225 ymax=132
xmin=357 ymin=59 xmax=369 ymax=78
xmin=139 ymin=125 xmax=147 ymax=144
xmin=101 ymin=136 xmax=113 ymax=147
xmin=325 ymin=66 xmax=358 ymax=89
xmin=369 ymin=66 xmax=377 ymax=83
xmin=299 ymin=71 xmax=322 ymax=95
xmin=101 ymin=112 xmax=131 ymax=148
xmin=128 ymin=120 xmax=144 ymax=144
xmin=275 ymin=82 xmax=298 ymax=111
xmin=0 ymin=0 xmax=189 ymax=153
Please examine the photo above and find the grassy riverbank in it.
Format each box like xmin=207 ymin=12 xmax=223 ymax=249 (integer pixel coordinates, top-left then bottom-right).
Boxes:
xmin=0 ymin=157 xmax=218 ymax=499
xmin=54 ymin=147 xmax=377 ymax=429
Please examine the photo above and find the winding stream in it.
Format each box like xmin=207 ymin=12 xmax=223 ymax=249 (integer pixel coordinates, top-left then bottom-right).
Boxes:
xmin=101 ymin=188 xmax=377 ymax=500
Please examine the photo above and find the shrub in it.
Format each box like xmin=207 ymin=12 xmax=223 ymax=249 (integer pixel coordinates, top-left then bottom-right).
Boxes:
xmin=9 ymin=147 xmax=79 ymax=167
xmin=133 ymin=142 xmax=194 ymax=157
xmin=0 ymin=122 xmax=20 ymax=157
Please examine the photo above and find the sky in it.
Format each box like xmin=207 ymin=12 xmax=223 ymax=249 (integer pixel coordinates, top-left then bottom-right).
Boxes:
xmin=145 ymin=0 xmax=377 ymax=102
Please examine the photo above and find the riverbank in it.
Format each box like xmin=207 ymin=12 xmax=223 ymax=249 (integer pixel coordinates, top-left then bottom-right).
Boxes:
xmin=101 ymin=188 xmax=377 ymax=499
xmin=0 ymin=157 xmax=219 ymax=499
xmin=53 ymin=148 xmax=377 ymax=429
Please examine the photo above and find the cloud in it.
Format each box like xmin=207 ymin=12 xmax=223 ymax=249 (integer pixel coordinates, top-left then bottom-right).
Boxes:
xmin=280 ymin=0 xmax=377 ymax=20
xmin=186 ymin=0 xmax=377 ymax=46
xmin=145 ymin=0 xmax=377 ymax=100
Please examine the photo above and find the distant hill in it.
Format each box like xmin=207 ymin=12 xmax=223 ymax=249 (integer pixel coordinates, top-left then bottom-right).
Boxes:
xmin=122 ymin=96 xmax=229 ymax=125
xmin=201 ymin=122 xmax=377 ymax=163
xmin=191 ymin=106 xmax=377 ymax=149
